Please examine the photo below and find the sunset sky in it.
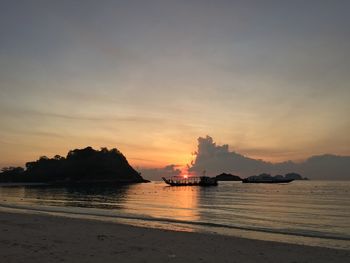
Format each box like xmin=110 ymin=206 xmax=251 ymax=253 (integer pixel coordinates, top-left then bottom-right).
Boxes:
xmin=1 ymin=0 xmax=349 ymax=169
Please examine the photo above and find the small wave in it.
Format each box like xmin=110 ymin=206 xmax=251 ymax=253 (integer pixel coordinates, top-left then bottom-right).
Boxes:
xmin=1 ymin=202 xmax=349 ymax=242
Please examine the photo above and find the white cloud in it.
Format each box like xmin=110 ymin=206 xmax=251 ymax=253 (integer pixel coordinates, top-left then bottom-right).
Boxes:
xmin=188 ymin=136 xmax=350 ymax=180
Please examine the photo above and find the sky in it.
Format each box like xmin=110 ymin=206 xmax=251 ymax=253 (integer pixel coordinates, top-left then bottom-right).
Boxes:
xmin=1 ymin=0 xmax=350 ymax=170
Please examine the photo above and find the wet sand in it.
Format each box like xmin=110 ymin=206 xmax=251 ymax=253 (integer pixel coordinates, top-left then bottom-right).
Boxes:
xmin=0 ymin=211 xmax=349 ymax=263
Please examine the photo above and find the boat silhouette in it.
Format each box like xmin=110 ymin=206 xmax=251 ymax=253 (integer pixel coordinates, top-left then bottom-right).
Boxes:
xmin=242 ymin=174 xmax=294 ymax=184
xmin=162 ymin=176 xmax=218 ymax=186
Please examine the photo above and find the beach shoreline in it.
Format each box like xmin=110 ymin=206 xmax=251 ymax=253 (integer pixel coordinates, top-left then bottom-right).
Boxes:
xmin=0 ymin=210 xmax=349 ymax=263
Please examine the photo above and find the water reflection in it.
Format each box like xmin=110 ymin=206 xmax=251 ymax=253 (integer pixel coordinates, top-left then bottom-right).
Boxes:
xmin=0 ymin=183 xmax=201 ymax=222
xmin=122 ymin=183 xmax=200 ymax=222
xmin=1 ymin=181 xmax=350 ymax=249
xmin=0 ymin=184 xmax=131 ymax=210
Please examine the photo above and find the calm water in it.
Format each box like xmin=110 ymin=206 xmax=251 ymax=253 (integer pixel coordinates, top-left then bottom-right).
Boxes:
xmin=0 ymin=181 xmax=349 ymax=249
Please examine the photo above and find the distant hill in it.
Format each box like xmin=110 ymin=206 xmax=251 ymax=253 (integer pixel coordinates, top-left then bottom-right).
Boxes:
xmin=188 ymin=136 xmax=350 ymax=180
xmin=0 ymin=147 xmax=147 ymax=184
xmin=215 ymin=173 xmax=242 ymax=181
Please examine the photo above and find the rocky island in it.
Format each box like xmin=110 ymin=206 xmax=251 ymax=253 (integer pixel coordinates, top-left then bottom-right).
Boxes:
xmin=215 ymin=173 xmax=242 ymax=181
xmin=0 ymin=147 xmax=148 ymax=184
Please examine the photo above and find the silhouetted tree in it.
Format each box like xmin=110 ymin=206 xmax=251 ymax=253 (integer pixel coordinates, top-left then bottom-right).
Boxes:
xmin=1 ymin=147 xmax=146 ymax=184
xmin=0 ymin=167 xmax=25 ymax=182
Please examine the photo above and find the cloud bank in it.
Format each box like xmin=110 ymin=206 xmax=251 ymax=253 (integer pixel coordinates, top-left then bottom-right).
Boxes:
xmin=188 ymin=136 xmax=350 ymax=180
xmin=138 ymin=165 xmax=181 ymax=181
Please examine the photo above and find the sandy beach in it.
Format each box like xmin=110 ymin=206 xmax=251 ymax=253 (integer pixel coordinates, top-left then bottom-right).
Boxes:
xmin=0 ymin=210 xmax=349 ymax=263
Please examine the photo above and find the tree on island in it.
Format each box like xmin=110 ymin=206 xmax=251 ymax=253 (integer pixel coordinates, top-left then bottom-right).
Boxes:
xmin=0 ymin=167 xmax=25 ymax=182
xmin=0 ymin=147 xmax=147 ymax=184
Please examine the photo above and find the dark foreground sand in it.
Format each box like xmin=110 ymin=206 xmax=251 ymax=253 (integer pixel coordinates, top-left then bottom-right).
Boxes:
xmin=0 ymin=211 xmax=349 ymax=263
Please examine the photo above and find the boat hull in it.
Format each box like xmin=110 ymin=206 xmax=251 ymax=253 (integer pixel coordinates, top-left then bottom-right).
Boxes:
xmin=242 ymin=179 xmax=294 ymax=184
xmin=162 ymin=176 xmax=218 ymax=186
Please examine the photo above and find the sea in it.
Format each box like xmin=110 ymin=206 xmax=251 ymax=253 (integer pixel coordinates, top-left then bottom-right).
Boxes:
xmin=0 ymin=180 xmax=349 ymax=250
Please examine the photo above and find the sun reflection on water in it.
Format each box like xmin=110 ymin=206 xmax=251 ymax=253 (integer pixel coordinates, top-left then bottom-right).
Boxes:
xmin=124 ymin=183 xmax=200 ymax=223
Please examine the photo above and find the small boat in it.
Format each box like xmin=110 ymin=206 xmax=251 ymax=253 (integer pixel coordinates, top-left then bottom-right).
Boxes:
xmin=242 ymin=173 xmax=295 ymax=184
xmin=242 ymin=176 xmax=294 ymax=184
xmin=242 ymin=178 xmax=294 ymax=184
xmin=162 ymin=176 xmax=218 ymax=186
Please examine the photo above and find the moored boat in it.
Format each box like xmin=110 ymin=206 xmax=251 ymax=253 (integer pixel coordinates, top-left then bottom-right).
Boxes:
xmin=242 ymin=178 xmax=294 ymax=183
xmin=242 ymin=173 xmax=294 ymax=183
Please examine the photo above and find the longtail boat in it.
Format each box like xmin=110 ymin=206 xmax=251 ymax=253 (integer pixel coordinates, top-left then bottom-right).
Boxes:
xmin=162 ymin=176 xmax=218 ymax=186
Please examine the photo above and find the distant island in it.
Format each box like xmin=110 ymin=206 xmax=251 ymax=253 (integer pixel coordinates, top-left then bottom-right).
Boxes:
xmin=0 ymin=147 xmax=148 ymax=184
xmin=215 ymin=173 xmax=242 ymax=181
